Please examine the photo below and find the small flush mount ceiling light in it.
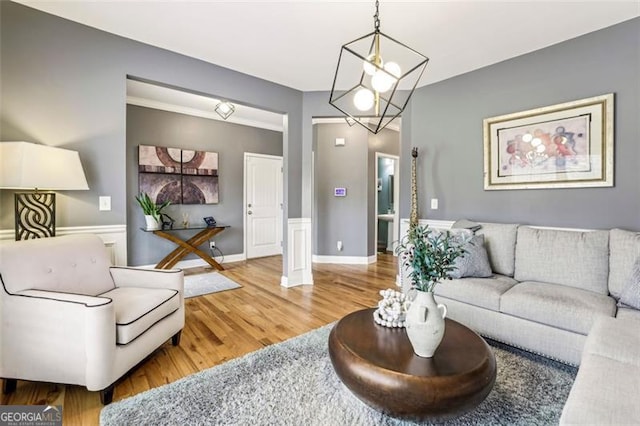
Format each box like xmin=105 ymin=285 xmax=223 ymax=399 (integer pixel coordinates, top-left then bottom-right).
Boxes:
xmin=345 ymin=116 xmax=359 ymax=127
xmin=215 ymin=101 xmax=235 ymax=120
xmin=329 ymin=0 xmax=429 ymax=134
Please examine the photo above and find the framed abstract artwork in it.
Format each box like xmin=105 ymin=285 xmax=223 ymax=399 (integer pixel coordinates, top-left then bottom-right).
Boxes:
xmin=138 ymin=145 xmax=219 ymax=204
xmin=483 ymin=94 xmax=614 ymax=190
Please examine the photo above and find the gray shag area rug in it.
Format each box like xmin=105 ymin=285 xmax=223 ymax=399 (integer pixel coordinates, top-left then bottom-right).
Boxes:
xmin=100 ymin=323 xmax=577 ymax=426
xmin=184 ymin=272 xmax=241 ymax=298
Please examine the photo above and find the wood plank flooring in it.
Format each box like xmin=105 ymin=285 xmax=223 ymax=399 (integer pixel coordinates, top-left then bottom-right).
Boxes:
xmin=1 ymin=254 xmax=398 ymax=425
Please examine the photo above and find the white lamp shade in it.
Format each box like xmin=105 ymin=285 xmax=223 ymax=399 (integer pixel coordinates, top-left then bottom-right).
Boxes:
xmin=0 ymin=142 xmax=89 ymax=190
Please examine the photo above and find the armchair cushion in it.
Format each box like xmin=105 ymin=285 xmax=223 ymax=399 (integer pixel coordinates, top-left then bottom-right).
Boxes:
xmin=0 ymin=234 xmax=115 ymax=295
xmin=99 ymin=287 xmax=180 ymax=345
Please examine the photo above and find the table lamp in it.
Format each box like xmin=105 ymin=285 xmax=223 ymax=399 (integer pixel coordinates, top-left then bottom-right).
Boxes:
xmin=0 ymin=141 xmax=89 ymax=240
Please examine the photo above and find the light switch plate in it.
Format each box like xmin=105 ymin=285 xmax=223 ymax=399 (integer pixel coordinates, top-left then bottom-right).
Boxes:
xmin=99 ymin=196 xmax=111 ymax=211
xmin=430 ymin=198 xmax=439 ymax=210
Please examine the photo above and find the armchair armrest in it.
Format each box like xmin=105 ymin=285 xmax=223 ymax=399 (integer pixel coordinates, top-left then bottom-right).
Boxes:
xmin=16 ymin=289 xmax=112 ymax=306
xmin=1 ymin=289 xmax=115 ymax=389
xmin=109 ymin=267 xmax=184 ymax=292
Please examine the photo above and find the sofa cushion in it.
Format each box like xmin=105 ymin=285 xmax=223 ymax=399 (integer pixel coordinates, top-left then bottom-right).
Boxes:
xmin=500 ymin=281 xmax=616 ymax=335
xmin=583 ymin=316 xmax=640 ymax=367
xmin=609 ymin=228 xmax=640 ymax=299
xmin=560 ymin=353 xmax=640 ymax=425
xmin=616 ymin=306 xmax=640 ymax=323
xmin=476 ymin=223 xmax=518 ymax=277
xmin=0 ymin=234 xmax=115 ymax=296
xmin=514 ymin=227 xmax=609 ymax=295
xmin=435 ymin=274 xmax=517 ymax=311
xmin=618 ymin=259 xmax=640 ymax=309
xmin=449 ymin=235 xmax=493 ymax=279
xmin=100 ymin=287 xmax=180 ymax=345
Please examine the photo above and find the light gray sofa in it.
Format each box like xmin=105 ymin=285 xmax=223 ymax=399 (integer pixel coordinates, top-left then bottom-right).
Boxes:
xmin=400 ymin=222 xmax=640 ymax=424
xmin=560 ymin=315 xmax=640 ymax=424
xmin=424 ymin=223 xmax=640 ymax=365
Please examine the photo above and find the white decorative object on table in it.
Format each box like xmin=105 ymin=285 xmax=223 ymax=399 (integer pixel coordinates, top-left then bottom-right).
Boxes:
xmin=405 ymin=290 xmax=448 ymax=357
xmin=373 ymin=289 xmax=407 ymax=328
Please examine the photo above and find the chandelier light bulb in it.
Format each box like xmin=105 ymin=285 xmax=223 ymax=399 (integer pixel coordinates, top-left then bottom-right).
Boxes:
xmin=371 ymin=61 xmax=402 ymax=93
xmin=384 ymin=62 xmax=402 ymax=78
xmin=363 ymin=53 xmax=383 ymax=76
xmin=353 ymin=88 xmax=374 ymax=111
xmin=371 ymin=71 xmax=394 ymax=93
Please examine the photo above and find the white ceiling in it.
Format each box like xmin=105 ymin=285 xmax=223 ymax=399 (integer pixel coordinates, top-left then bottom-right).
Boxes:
xmin=16 ymin=1 xmax=640 ymax=92
xmin=127 ymin=79 xmax=285 ymax=131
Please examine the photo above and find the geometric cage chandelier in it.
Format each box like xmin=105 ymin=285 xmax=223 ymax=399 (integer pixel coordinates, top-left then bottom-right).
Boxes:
xmin=329 ymin=0 xmax=429 ymax=134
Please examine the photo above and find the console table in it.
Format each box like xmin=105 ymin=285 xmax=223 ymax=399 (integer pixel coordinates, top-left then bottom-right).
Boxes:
xmin=143 ymin=225 xmax=229 ymax=271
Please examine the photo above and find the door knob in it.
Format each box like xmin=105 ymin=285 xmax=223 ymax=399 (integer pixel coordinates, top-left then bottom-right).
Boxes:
xmin=248 ymin=211 xmax=253 ymax=215
xmin=248 ymin=203 xmax=252 ymax=208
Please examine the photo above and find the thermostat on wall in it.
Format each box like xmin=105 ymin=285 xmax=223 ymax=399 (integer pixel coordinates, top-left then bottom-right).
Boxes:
xmin=334 ymin=187 xmax=347 ymax=197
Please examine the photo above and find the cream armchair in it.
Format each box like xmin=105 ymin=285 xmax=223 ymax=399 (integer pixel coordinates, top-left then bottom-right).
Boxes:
xmin=0 ymin=234 xmax=184 ymax=404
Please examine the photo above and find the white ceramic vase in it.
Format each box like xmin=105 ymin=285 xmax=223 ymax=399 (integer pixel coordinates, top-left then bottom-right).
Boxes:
xmin=405 ymin=290 xmax=448 ymax=358
xmin=144 ymin=215 xmax=160 ymax=231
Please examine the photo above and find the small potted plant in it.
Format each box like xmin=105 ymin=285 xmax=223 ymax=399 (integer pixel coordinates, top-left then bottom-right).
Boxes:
xmin=135 ymin=192 xmax=170 ymax=231
xmin=396 ymin=225 xmax=468 ymax=357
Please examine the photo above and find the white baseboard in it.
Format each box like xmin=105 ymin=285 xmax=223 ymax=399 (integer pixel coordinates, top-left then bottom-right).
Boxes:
xmin=280 ymin=273 xmax=313 ymax=288
xmin=138 ymin=253 xmax=246 ymax=270
xmin=312 ymin=255 xmax=377 ymax=265
xmin=0 ymin=225 xmax=127 ymax=266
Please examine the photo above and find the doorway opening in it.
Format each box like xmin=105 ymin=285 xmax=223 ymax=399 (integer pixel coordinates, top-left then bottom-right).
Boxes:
xmin=375 ymin=153 xmax=399 ymax=256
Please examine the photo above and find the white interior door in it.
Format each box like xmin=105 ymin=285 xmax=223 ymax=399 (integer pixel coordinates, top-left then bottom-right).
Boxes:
xmin=245 ymin=153 xmax=283 ymax=259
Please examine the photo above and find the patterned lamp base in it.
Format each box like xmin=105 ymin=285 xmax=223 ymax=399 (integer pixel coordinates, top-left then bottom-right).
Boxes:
xmin=15 ymin=192 xmax=55 ymax=240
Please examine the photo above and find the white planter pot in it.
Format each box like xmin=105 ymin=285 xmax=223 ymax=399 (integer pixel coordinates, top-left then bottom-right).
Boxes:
xmin=144 ymin=215 xmax=160 ymax=231
xmin=405 ymin=290 xmax=448 ymax=358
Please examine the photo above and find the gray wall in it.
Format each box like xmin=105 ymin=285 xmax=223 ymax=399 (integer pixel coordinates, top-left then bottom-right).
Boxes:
xmin=314 ymin=123 xmax=369 ymax=256
xmin=402 ymin=17 xmax=640 ymax=231
xmin=314 ymin=123 xmax=399 ymax=257
xmin=127 ymin=105 xmax=282 ymax=266
xmin=0 ymin=2 xmax=302 ymax=268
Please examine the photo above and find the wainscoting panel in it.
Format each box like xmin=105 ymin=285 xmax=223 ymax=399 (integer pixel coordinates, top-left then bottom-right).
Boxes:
xmin=0 ymin=225 xmax=128 ymax=266
xmin=282 ymin=218 xmax=313 ymax=287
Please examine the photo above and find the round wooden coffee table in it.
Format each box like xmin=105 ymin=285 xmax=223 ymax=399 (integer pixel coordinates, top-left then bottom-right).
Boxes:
xmin=328 ymin=308 xmax=496 ymax=420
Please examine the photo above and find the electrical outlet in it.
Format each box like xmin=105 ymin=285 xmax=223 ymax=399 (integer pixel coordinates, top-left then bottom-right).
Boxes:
xmin=337 ymin=241 xmax=343 ymax=251
xmin=209 ymin=241 xmax=216 ymax=249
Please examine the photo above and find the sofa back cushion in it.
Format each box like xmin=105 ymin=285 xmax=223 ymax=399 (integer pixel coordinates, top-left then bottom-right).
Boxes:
xmin=0 ymin=234 xmax=115 ymax=296
xmin=609 ymin=228 xmax=640 ymax=299
xmin=514 ymin=226 xmax=609 ymax=294
xmin=476 ymin=223 xmax=519 ymax=277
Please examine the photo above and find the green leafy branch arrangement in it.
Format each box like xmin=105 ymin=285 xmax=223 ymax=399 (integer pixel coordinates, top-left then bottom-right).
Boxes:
xmin=135 ymin=192 xmax=170 ymax=222
xmin=396 ymin=225 xmax=468 ymax=293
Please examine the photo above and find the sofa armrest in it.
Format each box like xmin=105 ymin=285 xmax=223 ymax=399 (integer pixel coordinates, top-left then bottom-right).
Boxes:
xmin=1 ymin=289 xmax=115 ymax=389
xmin=109 ymin=267 xmax=184 ymax=292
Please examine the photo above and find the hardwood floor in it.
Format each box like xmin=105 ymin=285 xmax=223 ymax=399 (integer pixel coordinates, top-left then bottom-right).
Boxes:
xmin=1 ymin=254 xmax=398 ymax=425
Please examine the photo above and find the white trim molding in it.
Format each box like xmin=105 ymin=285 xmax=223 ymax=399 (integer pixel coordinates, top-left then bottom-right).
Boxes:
xmin=281 ymin=218 xmax=313 ymax=287
xmin=138 ymin=253 xmax=246 ymax=270
xmin=127 ymin=96 xmax=283 ymax=132
xmin=0 ymin=225 xmax=128 ymax=266
xmin=312 ymin=255 xmax=377 ymax=265
xmin=311 ymin=117 xmax=400 ymax=133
